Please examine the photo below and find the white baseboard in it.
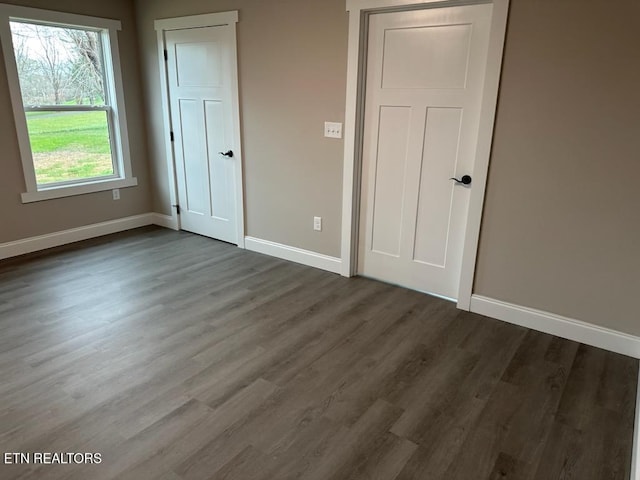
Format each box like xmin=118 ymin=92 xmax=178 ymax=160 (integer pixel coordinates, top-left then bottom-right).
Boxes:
xmin=244 ymin=236 xmax=342 ymax=274
xmin=470 ymin=295 xmax=640 ymax=359
xmin=151 ymin=213 xmax=179 ymax=230
xmin=0 ymin=214 xmax=154 ymax=261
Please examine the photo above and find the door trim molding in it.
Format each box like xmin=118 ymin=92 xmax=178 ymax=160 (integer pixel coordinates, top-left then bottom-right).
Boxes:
xmin=340 ymin=0 xmax=510 ymax=310
xmin=154 ymin=11 xmax=245 ymax=248
xmin=154 ymin=11 xmax=238 ymax=31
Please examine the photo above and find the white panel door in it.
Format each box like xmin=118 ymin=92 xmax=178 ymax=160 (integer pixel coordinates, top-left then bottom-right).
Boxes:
xmin=166 ymin=26 xmax=237 ymax=244
xmin=358 ymin=5 xmax=492 ymax=300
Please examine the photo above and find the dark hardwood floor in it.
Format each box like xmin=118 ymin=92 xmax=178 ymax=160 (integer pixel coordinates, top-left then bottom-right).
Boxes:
xmin=0 ymin=227 xmax=636 ymax=479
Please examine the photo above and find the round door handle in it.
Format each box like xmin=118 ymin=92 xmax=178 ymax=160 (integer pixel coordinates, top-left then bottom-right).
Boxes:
xmin=450 ymin=175 xmax=472 ymax=185
xmin=219 ymin=150 xmax=234 ymax=158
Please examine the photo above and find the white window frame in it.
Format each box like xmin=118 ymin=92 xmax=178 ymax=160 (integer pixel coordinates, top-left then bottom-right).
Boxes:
xmin=0 ymin=4 xmax=137 ymax=203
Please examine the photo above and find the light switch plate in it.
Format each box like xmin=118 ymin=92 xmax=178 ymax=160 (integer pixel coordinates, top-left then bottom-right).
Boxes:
xmin=324 ymin=122 xmax=342 ymax=139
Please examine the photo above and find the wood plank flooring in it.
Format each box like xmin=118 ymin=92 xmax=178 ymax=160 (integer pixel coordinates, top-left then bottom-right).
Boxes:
xmin=0 ymin=227 xmax=636 ymax=479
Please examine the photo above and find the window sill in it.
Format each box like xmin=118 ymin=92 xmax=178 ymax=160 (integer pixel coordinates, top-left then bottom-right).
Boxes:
xmin=21 ymin=177 xmax=138 ymax=203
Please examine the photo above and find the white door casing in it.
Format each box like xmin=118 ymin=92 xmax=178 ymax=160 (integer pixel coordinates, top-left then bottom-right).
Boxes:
xmin=358 ymin=5 xmax=492 ymax=300
xmin=155 ymin=12 xmax=245 ymax=247
xmin=341 ymin=0 xmax=510 ymax=309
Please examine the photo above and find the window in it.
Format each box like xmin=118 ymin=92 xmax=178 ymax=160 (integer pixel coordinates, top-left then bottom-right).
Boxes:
xmin=0 ymin=5 xmax=136 ymax=202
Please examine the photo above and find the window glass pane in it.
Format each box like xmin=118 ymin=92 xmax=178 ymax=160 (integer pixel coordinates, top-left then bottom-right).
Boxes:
xmin=9 ymin=22 xmax=106 ymax=107
xmin=26 ymin=110 xmax=115 ymax=185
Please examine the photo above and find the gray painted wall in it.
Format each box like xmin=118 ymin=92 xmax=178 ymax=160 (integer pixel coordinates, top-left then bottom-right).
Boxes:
xmin=136 ymin=0 xmax=347 ymax=257
xmin=474 ymin=0 xmax=640 ymax=335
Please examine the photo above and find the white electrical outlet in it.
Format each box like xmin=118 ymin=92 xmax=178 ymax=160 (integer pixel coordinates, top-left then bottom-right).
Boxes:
xmin=324 ymin=122 xmax=342 ymax=139
xmin=112 ymin=189 xmax=120 ymax=200
xmin=313 ymin=216 xmax=322 ymax=231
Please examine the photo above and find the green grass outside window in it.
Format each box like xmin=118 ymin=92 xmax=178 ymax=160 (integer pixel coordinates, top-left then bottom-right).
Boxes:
xmin=26 ymin=110 xmax=115 ymax=185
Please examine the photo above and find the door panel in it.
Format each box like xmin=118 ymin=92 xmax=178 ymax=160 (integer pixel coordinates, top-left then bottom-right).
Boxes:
xmin=358 ymin=5 xmax=492 ymax=299
xmin=175 ymin=42 xmax=222 ymax=87
xmin=413 ymin=107 xmax=463 ymax=267
xmin=178 ymin=98 xmax=207 ymax=215
xmin=204 ymin=100 xmax=231 ymax=221
xmin=381 ymin=24 xmax=472 ymax=89
xmin=166 ymin=26 xmax=237 ymax=244
xmin=371 ymin=106 xmax=411 ymax=257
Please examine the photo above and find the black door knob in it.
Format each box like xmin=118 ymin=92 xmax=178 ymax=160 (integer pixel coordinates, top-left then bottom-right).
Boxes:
xmin=450 ymin=175 xmax=472 ymax=185
xmin=219 ymin=150 xmax=234 ymax=158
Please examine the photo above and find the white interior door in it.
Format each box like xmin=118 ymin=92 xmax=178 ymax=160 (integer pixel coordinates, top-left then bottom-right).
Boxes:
xmin=358 ymin=4 xmax=493 ymax=300
xmin=166 ymin=26 xmax=238 ymax=244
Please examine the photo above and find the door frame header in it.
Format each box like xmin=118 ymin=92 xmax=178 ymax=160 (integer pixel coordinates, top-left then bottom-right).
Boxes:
xmin=347 ymin=0 xmax=490 ymax=11
xmin=154 ymin=10 xmax=238 ymax=31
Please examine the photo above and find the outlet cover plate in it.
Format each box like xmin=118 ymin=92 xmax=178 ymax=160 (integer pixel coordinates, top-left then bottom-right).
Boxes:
xmin=324 ymin=122 xmax=342 ymax=139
